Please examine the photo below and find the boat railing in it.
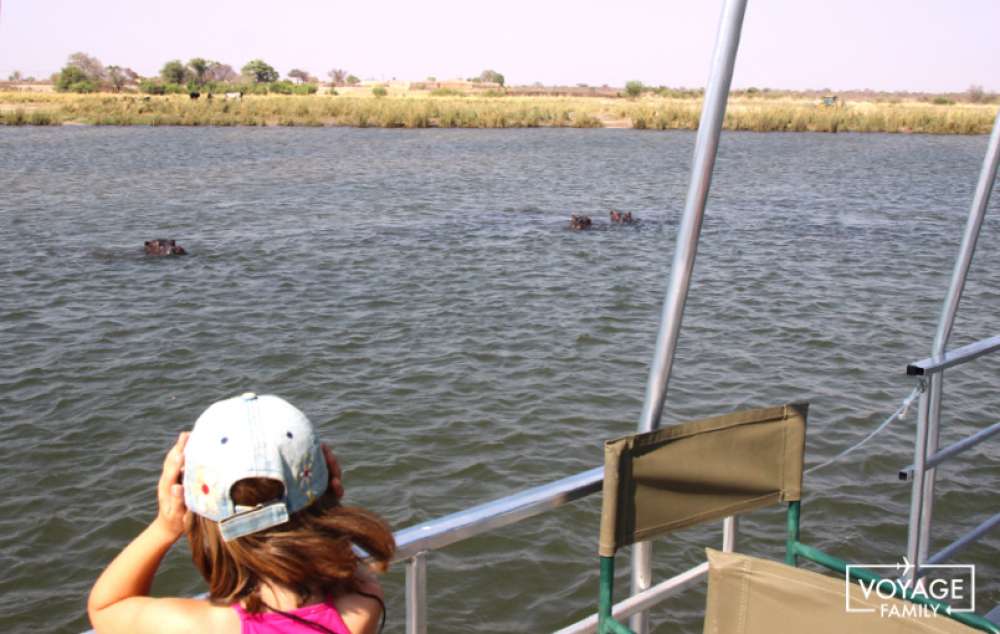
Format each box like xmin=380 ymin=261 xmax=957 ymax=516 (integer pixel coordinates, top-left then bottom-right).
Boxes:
xmin=903 ymin=334 xmax=1000 ymax=575
xmin=900 ymin=97 xmax=1000 ymax=577
xmin=390 ymin=465 xmax=738 ymax=634
xmin=391 ymin=328 xmax=1000 ymax=634
xmin=392 ymin=466 xmax=600 ymax=634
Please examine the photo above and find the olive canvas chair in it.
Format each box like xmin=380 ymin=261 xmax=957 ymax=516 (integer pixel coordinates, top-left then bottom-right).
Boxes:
xmin=596 ymin=403 xmax=997 ymax=634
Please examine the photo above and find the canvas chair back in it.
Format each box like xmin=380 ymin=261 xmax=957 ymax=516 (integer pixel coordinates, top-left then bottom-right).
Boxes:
xmin=599 ymin=403 xmax=807 ymax=557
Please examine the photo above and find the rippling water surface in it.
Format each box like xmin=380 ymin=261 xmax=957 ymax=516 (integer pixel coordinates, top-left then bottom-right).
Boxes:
xmin=1 ymin=127 xmax=998 ymax=633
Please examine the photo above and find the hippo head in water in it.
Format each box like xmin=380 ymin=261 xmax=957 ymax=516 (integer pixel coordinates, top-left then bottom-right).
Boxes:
xmin=144 ymin=239 xmax=187 ymax=256
xmin=569 ymin=215 xmax=592 ymax=230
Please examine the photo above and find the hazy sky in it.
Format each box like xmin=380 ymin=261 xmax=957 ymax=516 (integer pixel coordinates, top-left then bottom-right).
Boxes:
xmin=1 ymin=0 xmax=998 ymax=92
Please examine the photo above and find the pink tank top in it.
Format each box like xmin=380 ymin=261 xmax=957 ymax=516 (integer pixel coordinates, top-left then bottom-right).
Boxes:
xmin=233 ymin=601 xmax=352 ymax=634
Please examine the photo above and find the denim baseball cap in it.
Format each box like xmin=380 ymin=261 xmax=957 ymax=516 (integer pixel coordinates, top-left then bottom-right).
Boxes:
xmin=183 ymin=392 xmax=329 ymax=542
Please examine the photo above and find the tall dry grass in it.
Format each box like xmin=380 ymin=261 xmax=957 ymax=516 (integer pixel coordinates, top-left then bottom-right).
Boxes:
xmin=0 ymin=92 xmax=995 ymax=134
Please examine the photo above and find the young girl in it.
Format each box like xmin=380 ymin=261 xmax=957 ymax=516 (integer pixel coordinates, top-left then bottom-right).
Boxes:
xmin=88 ymin=393 xmax=396 ymax=634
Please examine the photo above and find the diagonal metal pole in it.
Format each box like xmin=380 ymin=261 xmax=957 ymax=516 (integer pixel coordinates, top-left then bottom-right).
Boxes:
xmin=629 ymin=0 xmax=749 ymax=631
xmin=914 ymin=107 xmax=1000 ymax=564
xmin=931 ymin=107 xmax=1000 ymax=356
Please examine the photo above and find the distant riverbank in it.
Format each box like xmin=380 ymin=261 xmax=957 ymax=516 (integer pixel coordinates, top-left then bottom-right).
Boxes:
xmin=0 ymin=91 xmax=996 ymax=134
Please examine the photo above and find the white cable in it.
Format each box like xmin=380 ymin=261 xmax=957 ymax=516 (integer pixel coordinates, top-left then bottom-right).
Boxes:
xmin=804 ymin=386 xmax=921 ymax=475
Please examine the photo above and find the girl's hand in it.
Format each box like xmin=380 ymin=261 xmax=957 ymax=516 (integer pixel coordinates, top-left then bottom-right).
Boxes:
xmin=322 ymin=443 xmax=344 ymax=501
xmin=153 ymin=432 xmax=190 ymax=541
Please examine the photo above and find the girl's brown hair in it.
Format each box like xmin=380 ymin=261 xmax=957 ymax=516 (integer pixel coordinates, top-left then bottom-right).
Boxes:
xmin=187 ymin=478 xmax=395 ymax=613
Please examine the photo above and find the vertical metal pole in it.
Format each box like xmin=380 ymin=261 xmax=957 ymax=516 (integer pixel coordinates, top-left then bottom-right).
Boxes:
xmin=722 ymin=516 xmax=738 ymax=552
xmin=629 ymin=1 xmax=749 ymax=631
xmin=906 ymin=386 xmax=931 ymax=576
xmin=918 ymin=372 xmax=943 ymax=561
xmin=916 ymin=108 xmax=1000 ymax=565
xmin=405 ymin=552 xmax=427 ymax=634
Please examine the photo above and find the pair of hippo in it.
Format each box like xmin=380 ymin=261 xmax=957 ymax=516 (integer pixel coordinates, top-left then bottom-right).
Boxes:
xmin=609 ymin=210 xmax=636 ymax=224
xmin=144 ymin=239 xmax=187 ymax=256
xmin=569 ymin=210 xmax=639 ymax=230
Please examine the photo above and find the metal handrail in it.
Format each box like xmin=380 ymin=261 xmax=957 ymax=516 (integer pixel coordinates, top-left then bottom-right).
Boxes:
xmin=394 ymin=467 xmax=602 ymax=633
xmin=392 ymin=467 xmax=602 ymax=562
xmin=899 ymin=420 xmax=1000 ymax=481
xmin=391 ymin=466 xmax=741 ymax=633
xmin=926 ymin=511 xmax=1000 ymax=567
xmin=556 ymin=562 xmax=710 ymax=634
xmin=906 ymin=335 xmax=1000 ymax=376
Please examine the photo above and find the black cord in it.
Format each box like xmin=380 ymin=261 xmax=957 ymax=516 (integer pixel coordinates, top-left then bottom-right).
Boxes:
xmin=264 ymin=603 xmax=337 ymax=634
xmin=261 ymin=591 xmax=386 ymax=634
xmin=355 ymin=590 xmax=387 ymax=634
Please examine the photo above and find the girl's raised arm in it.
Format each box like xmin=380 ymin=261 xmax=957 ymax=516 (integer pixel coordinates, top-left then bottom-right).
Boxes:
xmin=87 ymin=433 xmax=219 ymax=633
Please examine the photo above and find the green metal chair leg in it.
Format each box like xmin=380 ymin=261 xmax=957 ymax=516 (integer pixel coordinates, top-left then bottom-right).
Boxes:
xmin=598 ymin=555 xmax=635 ymax=634
xmin=786 ymin=501 xmax=800 ymax=566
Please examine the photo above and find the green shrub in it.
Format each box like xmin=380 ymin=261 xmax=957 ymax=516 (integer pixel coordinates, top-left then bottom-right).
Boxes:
xmin=138 ymin=80 xmax=185 ymax=95
xmin=269 ymin=80 xmax=295 ymax=94
xmin=243 ymin=83 xmax=269 ymax=95
xmin=55 ymin=66 xmax=98 ymax=93
xmin=67 ymin=80 xmax=97 ymax=93
xmin=266 ymin=80 xmax=317 ymax=95
xmin=625 ymin=80 xmax=644 ymax=98
xmin=372 ymin=85 xmax=387 ymax=98
xmin=139 ymin=80 xmax=165 ymax=95
xmin=203 ymin=81 xmax=248 ymax=94
xmin=932 ymin=96 xmax=955 ymax=105
xmin=430 ymin=87 xmax=463 ymax=97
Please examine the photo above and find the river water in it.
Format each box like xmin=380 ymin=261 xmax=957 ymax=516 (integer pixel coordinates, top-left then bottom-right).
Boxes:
xmin=1 ymin=127 xmax=998 ymax=633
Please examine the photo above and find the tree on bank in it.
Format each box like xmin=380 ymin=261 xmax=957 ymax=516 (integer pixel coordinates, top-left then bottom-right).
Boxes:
xmin=624 ymin=80 xmax=644 ymax=97
xmin=288 ymin=68 xmax=314 ymax=84
xmin=8 ymin=70 xmax=22 ymax=81
xmin=242 ymin=59 xmax=279 ymax=83
xmin=106 ymin=65 xmax=129 ymax=92
xmin=204 ymin=62 xmax=238 ymax=83
xmin=327 ymin=68 xmax=348 ymax=85
xmin=55 ymin=52 xmax=105 ymax=92
xmin=160 ymin=59 xmax=189 ymax=85
xmin=966 ymin=84 xmax=996 ymax=104
xmin=346 ymin=74 xmax=360 ymax=85
xmin=55 ymin=66 xmax=94 ymax=92
xmin=188 ymin=58 xmax=210 ymax=85
xmin=478 ymin=69 xmax=505 ymax=86
xmin=68 ymin=52 xmax=106 ymax=82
